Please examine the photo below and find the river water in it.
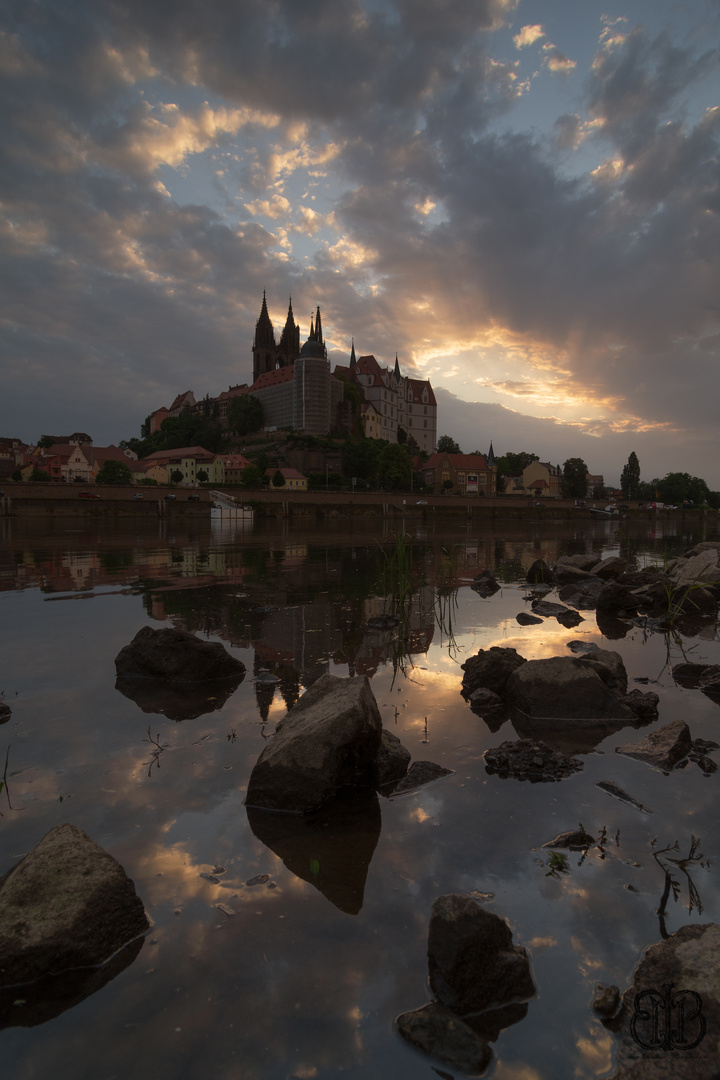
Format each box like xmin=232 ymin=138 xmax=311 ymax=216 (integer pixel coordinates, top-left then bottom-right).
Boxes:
xmin=0 ymin=513 xmax=718 ymax=1079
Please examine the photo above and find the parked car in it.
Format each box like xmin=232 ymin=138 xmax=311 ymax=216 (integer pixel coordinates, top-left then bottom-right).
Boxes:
xmin=79 ymin=491 xmax=100 ymax=499
xmin=188 ymin=494 xmax=200 ymax=501
xmin=133 ymin=492 xmax=144 ymax=499
xmin=415 ymin=499 xmax=427 ymax=505
xmin=164 ymin=493 xmax=176 ymax=500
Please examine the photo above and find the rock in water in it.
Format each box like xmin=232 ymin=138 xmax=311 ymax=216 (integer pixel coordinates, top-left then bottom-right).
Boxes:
xmin=115 ymin=625 xmax=245 ymax=682
xmin=428 ymin=894 xmax=535 ymax=1014
xmin=608 ymin=924 xmax=720 ymax=1079
xmin=396 ymin=1003 xmax=492 ymax=1074
xmin=615 ymin=719 xmax=692 ymax=771
xmin=245 ymin=674 xmax=382 ymax=813
xmin=505 ymin=657 xmax=634 ymax=721
xmin=0 ymin=823 xmax=148 ymax=987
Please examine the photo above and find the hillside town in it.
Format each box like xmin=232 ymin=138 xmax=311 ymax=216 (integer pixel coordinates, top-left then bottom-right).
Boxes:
xmin=2 ymin=294 xmax=716 ymax=505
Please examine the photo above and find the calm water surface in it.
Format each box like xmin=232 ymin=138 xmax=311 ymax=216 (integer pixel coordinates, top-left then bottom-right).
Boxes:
xmin=1 ymin=513 xmax=719 ymax=1080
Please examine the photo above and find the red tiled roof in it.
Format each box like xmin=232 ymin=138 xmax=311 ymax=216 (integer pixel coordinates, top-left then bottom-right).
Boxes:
xmin=144 ymin=445 xmax=216 ymax=462
xmin=264 ymin=467 xmax=306 ymax=480
xmin=425 ymin=453 xmax=489 ymax=469
xmin=406 ymin=378 xmax=437 ymax=406
xmin=251 ymin=366 xmax=294 ymax=390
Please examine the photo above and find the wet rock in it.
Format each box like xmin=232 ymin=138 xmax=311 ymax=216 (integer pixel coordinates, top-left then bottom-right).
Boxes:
xmin=115 ymin=625 xmax=246 ymax=682
xmin=468 ymin=687 xmax=506 ymax=724
xmin=596 ymin=781 xmax=653 ymax=814
xmin=395 ymin=1002 xmax=492 ymax=1075
xmin=0 ymin=703 xmax=10 ymax=724
xmin=428 ymin=894 xmax=536 ymax=1014
xmin=558 ymin=576 xmax=605 ymax=610
xmin=505 ymin=657 xmax=635 ymax=721
xmin=556 ymin=609 xmax=584 ymax=628
xmin=553 ymin=564 xmax=595 ymax=587
xmin=608 ymin=924 xmax=720 ymax=1079
xmin=254 ymin=668 xmax=280 ymax=684
xmin=244 ymin=674 xmax=382 ymax=813
xmin=461 ymin=647 xmax=527 ymax=698
xmin=595 ymin=610 xmax=633 ymax=640
xmin=672 ymin=662 xmax=720 ymax=689
xmin=388 ymin=761 xmax=454 ymax=796
xmin=0 ymin=824 xmax=148 ymax=990
xmin=615 ymin=719 xmax=692 ymax=771
xmin=516 ymin=611 xmax=543 ymax=625
xmin=595 ymin=581 xmax=639 ymax=617
xmin=376 ymin=729 xmax=411 ymax=788
xmin=471 ymin=569 xmax=500 ymax=597
xmin=246 ymin=793 xmax=381 ymax=915
xmin=617 ymin=690 xmax=659 ymax=722
xmin=526 ymin=559 xmax=554 ymax=585
xmin=592 ymin=556 xmax=627 ymax=580
xmin=576 ymin=648 xmax=628 ymax=694
xmin=592 ymin=983 xmax=620 ymax=1019
xmin=669 ymin=547 xmax=720 ymax=588
xmin=531 ymin=599 xmax=569 ymax=617
xmin=673 ymin=663 xmax=720 ymax=704
xmin=542 ymin=829 xmax=594 ymax=850
xmin=556 ymin=552 xmax=603 ymax=572
xmin=566 ymin=640 xmax=600 ymax=653
xmin=484 ymin=739 xmax=583 ymax=782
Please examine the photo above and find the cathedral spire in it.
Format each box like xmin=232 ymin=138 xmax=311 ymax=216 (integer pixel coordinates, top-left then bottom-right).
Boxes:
xmin=350 ymin=338 xmax=356 ymax=368
xmin=394 ymin=352 xmax=401 ymax=380
xmin=487 ymin=441 xmax=495 ymax=467
xmin=315 ymin=305 xmax=323 ymax=344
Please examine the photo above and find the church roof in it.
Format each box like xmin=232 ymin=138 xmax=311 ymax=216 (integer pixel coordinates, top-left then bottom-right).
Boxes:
xmin=251 ymin=365 xmax=295 ymax=390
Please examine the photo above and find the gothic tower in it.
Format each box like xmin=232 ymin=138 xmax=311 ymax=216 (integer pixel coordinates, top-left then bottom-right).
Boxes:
xmin=252 ymin=291 xmax=277 ymax=383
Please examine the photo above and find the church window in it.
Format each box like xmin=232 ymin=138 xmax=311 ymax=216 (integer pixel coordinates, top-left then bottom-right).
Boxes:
xmin=424 ymin=406 xmax=428 ymax=415
xmin=424 ymin=420 xmax=428 ymax=428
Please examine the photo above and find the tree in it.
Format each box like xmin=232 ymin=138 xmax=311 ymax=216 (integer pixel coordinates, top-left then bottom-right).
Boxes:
xmin=562 ymin=458 xmax=588 ymax=498
xmin=196 ymin=469 xmax=209 ymax=483
xmin=620 ymin=452 xmax=641 ymax=499
xmin=96 ymin=459 xmax=133 ymax=485
xmin=241 ymin=464 xmax=264 ymax=487
xmin=654 ymin=472 xmax=711 ymax=506
xmin=272 ymin=469 xmax=285 ymax=488
xmin=436 ymin=434 xmax=461 ymax=454
xmin=12 ymin=469 xmax=22 ymax=482
xmin=495 ymin=451 xmax=539 ymax=479
xmin=170 ymin=469 xmax=183 ymax=484
xmin=442 ymin=479 xmax=454 ymax=494
xmin=30 ymin=467 xmax=51 ymax=482
xmin=227 ymin=395 xmax=263 ymax=437
xmin=377 ymin=443 xmax=412 ymax=490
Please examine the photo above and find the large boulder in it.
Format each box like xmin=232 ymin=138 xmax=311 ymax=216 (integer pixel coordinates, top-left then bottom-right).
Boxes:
xmin=245 ymin=674 xmax=382 ymax=813
xmin=668 ymin=547 xmax=720 ymax=589
xmin=0 ymin=824 xmax=148 ymax=989
xmin=376 ymin=729 xmax=411 ymax=788
xmin=461 ymin=647 xmax=527 ymax=698
xmin=428 ymin=894 xmax=535 ymax=1014
xmin=595 ymin=581 xmax=639 ymax=617
xmin=558 ymin=576 xmax=605 ymax=610
xmin=591 ymin=555 xmax=627 ymax=580
xmin=115 ymin=625 xmax=245 ymax=682
xmin=576 ymin=648 xmax=628 ymax=694
xmin=484 ymin=738 xmax=583 ymax=782
xmin=505 ymin=657 xmax=635 ymax=721
xmin=615 ymin=719 xmax=693 ymax=771
xmin=555 ymin=552 xmax=603 ymax=572
xmin=608 ymin=924 xmax=720 ymax=1079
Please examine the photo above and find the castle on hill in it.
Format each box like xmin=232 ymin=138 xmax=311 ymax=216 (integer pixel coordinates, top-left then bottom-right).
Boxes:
xmin=148 ymin=294 xmax=438 ymax=452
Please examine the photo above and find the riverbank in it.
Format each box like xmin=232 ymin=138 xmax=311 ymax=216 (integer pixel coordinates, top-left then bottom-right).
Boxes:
xmin=2 ymin=483 xmax=717 ymax=523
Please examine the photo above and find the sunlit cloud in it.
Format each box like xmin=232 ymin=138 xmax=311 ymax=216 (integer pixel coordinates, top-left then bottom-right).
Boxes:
xmin=513 ymin=25 xmax=545 ymax=49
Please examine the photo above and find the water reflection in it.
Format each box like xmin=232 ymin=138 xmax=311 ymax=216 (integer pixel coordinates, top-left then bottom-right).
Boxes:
xmin=0 ymin=515 xmax=719 ymax=1079
xmin=247 ymin=792 xmax=382 ymax=915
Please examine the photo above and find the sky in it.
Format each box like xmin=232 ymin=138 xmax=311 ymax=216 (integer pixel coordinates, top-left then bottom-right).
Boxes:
xmin=2 ymin=0 xmax=719 ymax=487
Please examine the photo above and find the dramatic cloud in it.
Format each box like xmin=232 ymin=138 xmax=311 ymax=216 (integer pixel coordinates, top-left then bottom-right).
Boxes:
xmin=1 ymin=0 xmax=719 ymax=485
